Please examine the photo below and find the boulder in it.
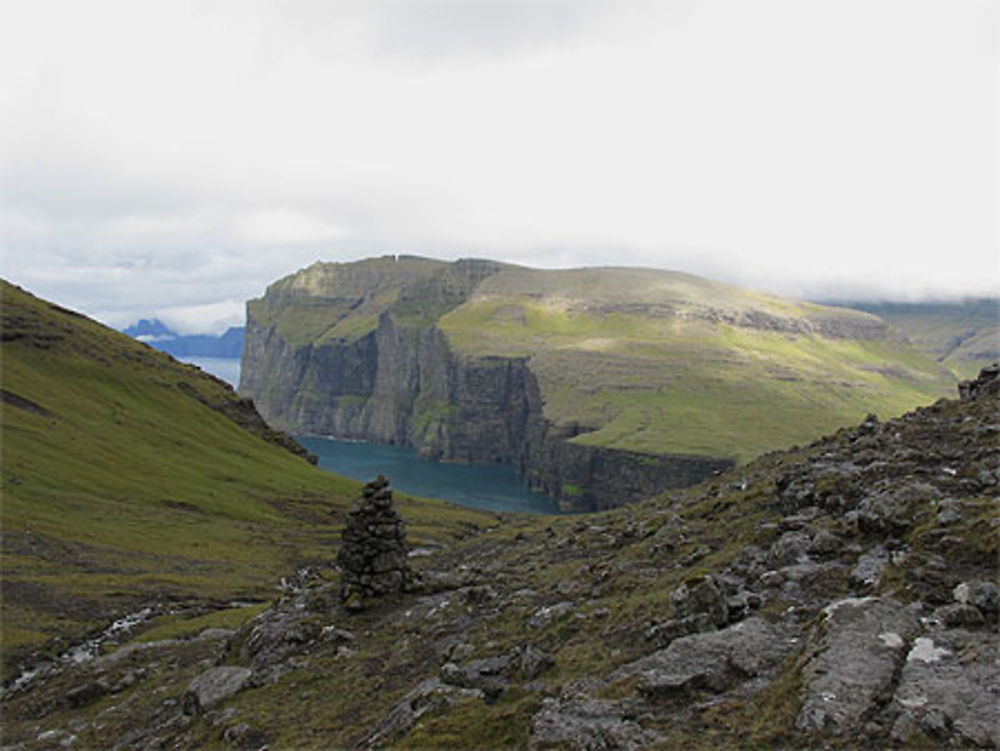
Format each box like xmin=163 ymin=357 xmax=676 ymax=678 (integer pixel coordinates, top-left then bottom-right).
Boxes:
xmin=440 ymin=656 xmax=510 ymax=699
xmin=767 ymin=531 xmax=812 ymax=566
xmin=959 ymin=580 xmax=1000 ymax=622
xmin=808 ymin=528 xmax=841 ymax=555
xmin=856 ymin=482 xmax=935 ymax=535
xmin=610 ymin=617 xmax=791 ymax=697
xmin=889 ymin=630 xmax=1000 ymax=748
xmin=66 ymin=677 xmax=111 ymax=708
xmin=849 ymin=545 xmax=889 ymax=590
xmin=514 ymin=644 xmax=554 ymax=681
xmin=183 ymin=666 xmax=252 ymax=714
xmin=670 ymin=574 xmax=728 ymax=628
xmin=527 ymin=601 xmax=574 ymax=629
xmin=530 ymin=698 xmax=659 ymax=750
xmin=240 ymin=606 xmax=323 ymax=685
xmin=367 ymin=677 xmax=483 ymax=746
xmin=796 ymin=597 xmax=920 ymax=735
xmin=933 ymin=603 xmax=985 ymax=628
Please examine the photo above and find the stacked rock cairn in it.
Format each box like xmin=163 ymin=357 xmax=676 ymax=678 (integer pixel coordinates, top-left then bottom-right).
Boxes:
xmin=337 ymin=475 xmax=417 ymax=608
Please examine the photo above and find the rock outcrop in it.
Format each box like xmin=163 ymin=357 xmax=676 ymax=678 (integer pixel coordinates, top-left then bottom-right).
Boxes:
xmin=183 ymin=666 xmax=252 ymax=714
xmin=958 ymin=361 xmax=999 ymax=400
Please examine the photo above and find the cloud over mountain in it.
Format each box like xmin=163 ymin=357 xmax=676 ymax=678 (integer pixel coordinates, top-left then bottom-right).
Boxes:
xmin=1 ymin=0 xmax=996 ymax=332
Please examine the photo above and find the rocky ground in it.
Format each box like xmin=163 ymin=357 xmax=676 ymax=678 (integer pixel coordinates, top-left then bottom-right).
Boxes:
xmin=3 ymin=367 xmax=997 ymax=749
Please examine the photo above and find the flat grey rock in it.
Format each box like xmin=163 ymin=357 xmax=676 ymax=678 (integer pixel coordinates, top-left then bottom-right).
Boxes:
xmin=889 ymin=630 xmax=1000 ymax=749
xmin=530 ymin=698 xmax=658 ymax=750
xmin=183 ymin=666 xmax=252 ymax=714
xmin=609 ymin=616 xmax=790 ymax=697
xmin=796 ymin=597 xmax=919 ymax=735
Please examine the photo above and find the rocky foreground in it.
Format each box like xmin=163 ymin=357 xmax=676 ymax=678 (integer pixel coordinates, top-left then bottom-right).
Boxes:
xmin=3 ymin=368 xmax=998 ymax=749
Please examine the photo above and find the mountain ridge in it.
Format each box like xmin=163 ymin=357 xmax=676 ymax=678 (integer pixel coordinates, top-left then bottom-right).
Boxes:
xmin=123 ymin=318 xmax=245 ymax=358
xmin=827 ymin=298 xmax=1000 ymax=379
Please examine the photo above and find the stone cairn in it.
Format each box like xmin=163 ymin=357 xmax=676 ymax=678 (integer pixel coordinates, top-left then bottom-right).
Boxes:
xmin=337 ymin=475 xmax=417 ymax=608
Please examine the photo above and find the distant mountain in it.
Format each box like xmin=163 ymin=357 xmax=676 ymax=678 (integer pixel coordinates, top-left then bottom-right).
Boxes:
xmin=242 ymin=256 xmax=957 ymax=510
xmin=825 ymin=299 xmax=999 ymax=380
xmin=123 ymin=318 xmax=245 ymax=358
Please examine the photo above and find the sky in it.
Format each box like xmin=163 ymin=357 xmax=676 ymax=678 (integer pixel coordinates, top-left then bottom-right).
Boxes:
xmin=1 ymin=0 xmax=997 ymax=334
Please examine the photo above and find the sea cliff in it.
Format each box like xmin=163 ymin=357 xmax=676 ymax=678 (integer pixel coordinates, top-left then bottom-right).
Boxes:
xmin=241 ymin=256 xmax=952 ymax=510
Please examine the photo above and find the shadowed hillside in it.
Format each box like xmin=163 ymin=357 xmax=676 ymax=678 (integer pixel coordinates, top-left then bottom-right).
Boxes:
xmin=0 ymin=281 xmax=487 ymax=682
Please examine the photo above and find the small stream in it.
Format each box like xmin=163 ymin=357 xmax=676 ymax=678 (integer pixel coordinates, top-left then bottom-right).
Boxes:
xmin=5 ymin=607 xmax=155 ymax=695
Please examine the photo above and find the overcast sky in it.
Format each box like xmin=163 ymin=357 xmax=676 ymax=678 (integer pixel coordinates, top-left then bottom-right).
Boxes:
xmin=1 ymin=0 xmax=997 ymax=333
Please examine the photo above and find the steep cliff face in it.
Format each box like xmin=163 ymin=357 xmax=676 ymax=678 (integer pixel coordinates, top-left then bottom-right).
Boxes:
xmin=527 ymin=431 xmax=733 ymax=511
xmin=240 ymin=315 xmax=380 ymax=435
xmin=241 ymin=257 xmax=955 ymax=510
xmin=244 ymin=295 xmax=711 ymax=510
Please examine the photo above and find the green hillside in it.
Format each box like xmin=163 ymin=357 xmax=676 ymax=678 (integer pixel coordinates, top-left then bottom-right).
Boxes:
xmin=843 ymin=299 xmax=999 ymax=379
xmin=439 ymin=267 xmax=956 ymax=461
xmin=0 ymin=281 xmax=484 ymax=678
xmin=241 ymin=258 xmax=960 ymax=513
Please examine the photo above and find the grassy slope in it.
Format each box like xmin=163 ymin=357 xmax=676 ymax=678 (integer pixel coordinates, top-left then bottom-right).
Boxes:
xmin=249 ymin=259 xmax=955 ymax=465
xmin=440 ymin=268 xmax=955 ymax=462
xmin=16 ymin=382 xmax=989 ymax=750
xmin=0 ymin=281 xmax=486 ymax=676
xmin=248 ymin=256 xmax=450 ymax=346
xmin=843 ymin=299 xmax=1000 ymax=379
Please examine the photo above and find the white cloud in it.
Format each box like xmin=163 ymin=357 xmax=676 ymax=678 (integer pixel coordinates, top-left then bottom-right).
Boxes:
xmin=0 ymin=0 xmax=996 ymax=333
xmin=151 ymin=300 xmax=247 ymax=336
xmin=232 ymin=209 xmax=351 ymax=245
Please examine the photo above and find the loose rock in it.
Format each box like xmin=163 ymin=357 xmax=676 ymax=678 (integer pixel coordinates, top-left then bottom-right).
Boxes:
xmin=184 ymin=667 xmax=252 ymax=714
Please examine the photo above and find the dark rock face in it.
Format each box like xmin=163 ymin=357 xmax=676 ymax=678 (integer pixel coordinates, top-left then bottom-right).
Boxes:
xmin=337 ymin=476 xmax=417 ymax=604
xmin=243 ymin=307 xmax=732 ymax=510
xmin=526 ymin=429 xmax=733 ymax=511
xmin=957 ymin=362 xmax=999 ymax=401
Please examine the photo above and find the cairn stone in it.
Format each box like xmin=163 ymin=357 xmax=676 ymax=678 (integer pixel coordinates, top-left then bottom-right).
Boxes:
xmin=338 ymin=475 xmax=416 ymax=607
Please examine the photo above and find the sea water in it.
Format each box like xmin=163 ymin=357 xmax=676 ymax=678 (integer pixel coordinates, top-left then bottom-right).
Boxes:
xmin=179 ymin=357 xmax=241 ymax=388
xmin=298 ymin=436 xmax=566 ymax=515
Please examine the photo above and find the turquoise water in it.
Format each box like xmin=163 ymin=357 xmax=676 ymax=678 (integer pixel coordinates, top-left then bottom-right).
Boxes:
xmin=298 ymin=436 xmax=567 ymax=515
